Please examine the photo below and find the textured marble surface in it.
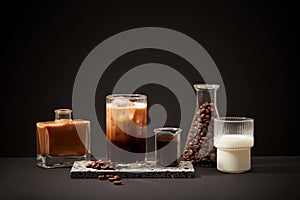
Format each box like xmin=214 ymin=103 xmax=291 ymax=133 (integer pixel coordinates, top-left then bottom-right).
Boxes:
xmin=70 ymin=160 xmax=195 ymax=178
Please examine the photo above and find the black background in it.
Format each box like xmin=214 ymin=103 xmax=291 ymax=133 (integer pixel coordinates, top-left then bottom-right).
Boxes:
xmin=1 ymin=1 xmax=298 ymax=156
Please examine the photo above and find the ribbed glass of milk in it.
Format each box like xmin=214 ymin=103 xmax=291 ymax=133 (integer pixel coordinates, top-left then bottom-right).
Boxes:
xmin=214 ymin=117 xmax=254 ymax=173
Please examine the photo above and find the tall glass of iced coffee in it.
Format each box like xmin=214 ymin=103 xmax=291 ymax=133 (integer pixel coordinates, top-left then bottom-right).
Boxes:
xmin=106 ymin=94 xmax=147 ymax=167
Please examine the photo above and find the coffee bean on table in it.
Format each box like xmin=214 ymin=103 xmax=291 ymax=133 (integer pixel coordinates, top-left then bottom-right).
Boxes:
xmin=101 ymin=165 xmax=109 ymax=170
xmin=113 ymin=180 xmax=123 ymax=185
xmin=98 ymin=174 xmax=122 ymax=185
xmin=85 ymin=163 xmax=92 ymax=168
xmin=98 ymin=175 xmax=106 ymax=180
xmin=85 ymin=160 xmax=124 ymax=186
xmin=108 ymin=175 xmax=120 ymax=182
xmin=95 ymin=160 xmax=103 ymax=164
xmin=94 ymin=163 xmax=100 ymax=169
xmin=108 ymin=165 xmax=114 ymax=170
xmin=108 ymin=177 xmax=115 ymax=182
xmin=91 ymin=162 xmax=97 ymax=168
xmin=85 ymin=160 xmax=116 ymax=170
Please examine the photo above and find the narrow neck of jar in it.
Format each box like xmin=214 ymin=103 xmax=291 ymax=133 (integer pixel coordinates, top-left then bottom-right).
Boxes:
xmin=194 ymin=84 xmax=219 ymax=106
xmin=55 ymin=109 xmax=72 ymax=121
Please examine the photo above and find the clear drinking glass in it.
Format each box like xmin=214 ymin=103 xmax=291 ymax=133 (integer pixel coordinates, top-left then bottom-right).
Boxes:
xmin=214 ymin=117 xmax=254 ymax=173
xmin=36 ymin=109 xmax=90 ymax=168
xmin=154 ymin=127 xmax=182 ymax=167
xmin=106 ymin=94 xmax=147 ymax=167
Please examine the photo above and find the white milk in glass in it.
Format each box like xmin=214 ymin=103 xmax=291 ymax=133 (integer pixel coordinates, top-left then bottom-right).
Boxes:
xmin=215 ymin=135 xmax=254 ymax=173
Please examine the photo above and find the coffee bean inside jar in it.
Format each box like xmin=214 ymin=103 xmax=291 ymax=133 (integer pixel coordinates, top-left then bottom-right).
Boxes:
xmin=183 ymin=84 xmax=220 ymax=167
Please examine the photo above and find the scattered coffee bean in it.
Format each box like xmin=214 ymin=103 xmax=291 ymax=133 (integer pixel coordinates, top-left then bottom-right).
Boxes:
xmin=91 ymin=162 xmax=96 ymax=168
xmin=113 ymin=180 xmax=123 ymax=185
xmin=108 ymin=177 xmax=115 ymax=181
xmin=86 ymin=160 xmax=123 ymax=186
xmin=101 ymin=165 xmax=109 ymax=170
xmin=113 ymin=175 xmax=120 ymax=180
xmin=108 ymin=175 xmax=120 ymax=182
xmin=95 ymin=160 xmax=103 ymax=164
xmin=98 ymin=174 xmax=123 ymax=185
xmin=85 ymin=160 xmax=115 ymax=170
xmin=98 ymin=175 xmax=106 ymax=180
xmin=85 ymin=163 xmax=92 ymax=168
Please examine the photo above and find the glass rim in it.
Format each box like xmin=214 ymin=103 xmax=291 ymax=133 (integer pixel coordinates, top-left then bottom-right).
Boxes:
xmin=193 ymin=84 xmax=220 ymax=90
xmin=106 ymin=94 xmax=147 ymax=100
xmin=214 ymin=117 xmax=254 ymax=123
xmin=54 ymin=109 xmax=72 ymax=113
xmin=153 ymin=127 xmax=182 ymax=133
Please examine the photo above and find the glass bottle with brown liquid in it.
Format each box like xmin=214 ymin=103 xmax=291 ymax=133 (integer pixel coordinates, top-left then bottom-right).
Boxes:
xmin=36 ymin=109 xmax=90 ymax=168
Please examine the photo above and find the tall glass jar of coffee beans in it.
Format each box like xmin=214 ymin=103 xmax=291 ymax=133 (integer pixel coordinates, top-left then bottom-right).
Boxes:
xmin=183 ymin=84 xmax=219 ymax=167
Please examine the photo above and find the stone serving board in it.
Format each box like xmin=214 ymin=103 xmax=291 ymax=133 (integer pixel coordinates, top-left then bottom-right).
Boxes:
xmin=70 ymin=161 xmax=195 ymax=178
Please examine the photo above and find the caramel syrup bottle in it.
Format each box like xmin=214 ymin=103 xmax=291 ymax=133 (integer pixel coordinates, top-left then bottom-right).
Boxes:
xmin=36 ymin=109 xmax=90 ymax=168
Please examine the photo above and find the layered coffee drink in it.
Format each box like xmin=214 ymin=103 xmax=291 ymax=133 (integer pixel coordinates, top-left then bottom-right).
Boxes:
xmin=106 ymin=94 xmax=147 ymax=165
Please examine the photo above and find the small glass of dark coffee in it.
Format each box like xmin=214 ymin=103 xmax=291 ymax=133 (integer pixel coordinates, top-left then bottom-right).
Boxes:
xmin=154 ymin=127 xmax=182 ymax=167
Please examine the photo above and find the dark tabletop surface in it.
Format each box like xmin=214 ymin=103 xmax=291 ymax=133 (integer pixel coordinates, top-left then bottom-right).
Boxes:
xmin=1 ymin=156 xmax=299 ymax=200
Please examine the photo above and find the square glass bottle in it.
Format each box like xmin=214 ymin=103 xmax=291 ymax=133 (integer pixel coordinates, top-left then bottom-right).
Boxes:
xmin=36 ymin=109 xmax=90 ymax=168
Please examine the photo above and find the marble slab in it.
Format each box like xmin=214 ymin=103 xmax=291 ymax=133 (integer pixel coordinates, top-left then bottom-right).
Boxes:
xmin=70 ymin=160 xmax=195 ymax=178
